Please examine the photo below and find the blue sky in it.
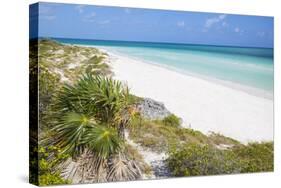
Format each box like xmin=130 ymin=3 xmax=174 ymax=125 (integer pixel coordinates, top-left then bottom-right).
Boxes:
xmin=30 ymin=2 xmax=274 ymax=48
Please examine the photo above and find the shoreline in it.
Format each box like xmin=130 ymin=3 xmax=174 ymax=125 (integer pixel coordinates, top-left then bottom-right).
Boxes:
xmin=73 ymin=44 xmax=273 ymax=100
xmin=110 ymin=49 xmax=273 ymax=100
xmin=107 ymin=49 xmax=273 ymax=143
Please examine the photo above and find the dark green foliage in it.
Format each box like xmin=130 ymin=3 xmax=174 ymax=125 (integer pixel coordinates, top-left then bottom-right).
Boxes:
xmin=82 ymin=126 xmax=122 ymax=159
xmin=53 ymin=74 xmax=131 ymax=124
xmin=37 ymin=146 xmax=70 ymax=186
xmin=167 ymin=144 xmax=240 ymax=176
xmin=39 ymin=173 xmax=69 ymax=186
xmin=233 ymin=142 xmax=274 ymax=173
xmin=167 ymin=142 xmax=273 ymax=177
xmin=162 ymin=114 xmax=181 ymax=127
xmin=51 ymin=112 xmax=96 ymax=155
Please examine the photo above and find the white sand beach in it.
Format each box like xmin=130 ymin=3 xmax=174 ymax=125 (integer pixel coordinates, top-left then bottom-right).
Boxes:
xmin=107 ymin=51 xmax=273 ymax=143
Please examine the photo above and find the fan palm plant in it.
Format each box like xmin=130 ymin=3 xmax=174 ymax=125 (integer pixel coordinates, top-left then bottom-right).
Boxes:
xmin=48 ymin=74 xmax=142 ymax=183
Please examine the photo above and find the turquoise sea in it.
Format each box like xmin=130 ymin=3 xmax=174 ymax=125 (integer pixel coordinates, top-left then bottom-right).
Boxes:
xmin=55 ymin=38 xmax=274 ymax=95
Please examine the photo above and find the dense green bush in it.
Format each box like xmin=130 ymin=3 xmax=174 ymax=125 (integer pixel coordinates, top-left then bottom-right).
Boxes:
xmin=233 ymin=142 xmax=273 ymax=173
xmin=39 ymin=173 xmax=69 ymax=186
xmin=38 ymin=146 xmax=70 ymax=186
xmin=167 ymin=144 xmax=240 ymax=176
xmin=162 ymin=114 xmax=181 ymax=127
xmin=167 ymin=142 xmax=273 ymax=177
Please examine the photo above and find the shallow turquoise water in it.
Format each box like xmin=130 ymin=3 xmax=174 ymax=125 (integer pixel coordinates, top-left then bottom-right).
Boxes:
xmin=55 ymin=38 xmax=274 ymax=92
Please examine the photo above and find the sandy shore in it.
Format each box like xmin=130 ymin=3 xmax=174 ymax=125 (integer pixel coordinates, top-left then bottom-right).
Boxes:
xmin=105 ymin=49 xmax=273 ymax=143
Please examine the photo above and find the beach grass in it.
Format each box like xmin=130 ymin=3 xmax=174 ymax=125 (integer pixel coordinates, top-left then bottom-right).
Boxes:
xmin=128 ymin=115 xmax=240 ymax=153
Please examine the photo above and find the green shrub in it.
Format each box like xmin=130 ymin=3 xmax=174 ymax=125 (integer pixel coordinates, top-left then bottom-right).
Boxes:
xmin=39 ymin=173 xmax=69 ymax=186
xmin=167 ymin=142 xmax=274 ymax=177
xmin=162 ymin=114 xmax=181 ymax=127
xmin=233 ymin=142 xmax=273 ymax=173
xmin=38 ymin=146 xmax=70 ymax=186
xmin=167 ymin=144 xmax=240 ymax=176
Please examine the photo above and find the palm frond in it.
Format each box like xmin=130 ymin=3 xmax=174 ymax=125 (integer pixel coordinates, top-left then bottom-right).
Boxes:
xmin=82 ymin=126 xmax=122 ymax=159
xmin=53 ymin=74 xmax=131 ymax=123
xmin=51 ymin=112 xmax=96 ymax=155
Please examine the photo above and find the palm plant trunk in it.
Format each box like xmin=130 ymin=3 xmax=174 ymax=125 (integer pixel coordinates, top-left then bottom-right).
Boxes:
xmin=118 ymin=120 xmax=127 ymax=140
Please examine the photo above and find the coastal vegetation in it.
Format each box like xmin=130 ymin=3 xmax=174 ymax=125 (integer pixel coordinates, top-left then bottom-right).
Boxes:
xmin=162 ymin=114 xmax=181 ymax=127
xmin=38 ymin=146 xmax=70 ymax=186
xmin=30 ymin=39 xmax=274 ymax=185
xmin=167 ymin=142 xmax=273 ymax=176
xmin=40 ymin=74 xmax=146 ymax=184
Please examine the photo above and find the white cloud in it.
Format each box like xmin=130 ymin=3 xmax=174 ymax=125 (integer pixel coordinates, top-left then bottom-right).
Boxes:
xmin=177 ymin=21 xmax=185 ymax=27
xmin=75 ymin=5 xmax=86 ymax=14
xmin=234 ymin=27 xmax=240 ymax=33
xmin=205 ymin=14 xmax=227 ymax=28
xmin=83 ymin=12 xmax=96 ymax=22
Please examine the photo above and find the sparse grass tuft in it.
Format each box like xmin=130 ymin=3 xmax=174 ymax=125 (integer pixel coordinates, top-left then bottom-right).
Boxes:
xmin=128 ymin=116 xmax=217 ymax=152
xmin=208 ymin=132 xmax=241 ymax=146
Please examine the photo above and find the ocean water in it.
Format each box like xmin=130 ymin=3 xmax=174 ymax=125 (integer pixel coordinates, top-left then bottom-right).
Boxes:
xmin=55 ymin=38 xmax=274 ymax=97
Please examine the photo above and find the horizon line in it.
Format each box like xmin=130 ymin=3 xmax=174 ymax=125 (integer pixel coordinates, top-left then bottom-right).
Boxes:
xmin=31 ymin=36 xmax=274 ymax=49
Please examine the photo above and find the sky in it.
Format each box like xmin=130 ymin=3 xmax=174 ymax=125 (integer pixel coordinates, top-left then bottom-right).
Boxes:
xmin=30 ymin=2 xmax=274 ymax=48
